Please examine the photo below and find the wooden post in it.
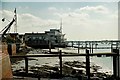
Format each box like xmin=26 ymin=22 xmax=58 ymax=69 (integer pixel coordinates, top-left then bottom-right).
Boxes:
xmin=59 ymin=50 xmax=62 ymax=78
xmin=38 ymin=77 xmax=40 ymax=80
xmin=86 ymin=49 xmax=90 ymax=80
xmin=72 ymin=41 xmax=74 ymax=47
xmin=85 ymin=42 xmax=87 ymax=49
xmin=95 ymin=43 xmax=98 ymax=49
xmin=91 ymin=43 xmax=93 ymax=53
xmin=115 ymin=49 xmax=119 ymax=79
xmin=118 ymin=50 xmax=120 ymax=79
xmin=49 ymin=41 xmax=51 ymax=53
xmin=89 ymin=43 xmax=91 ymax=53
xmin=113 ymin=54 xmax=117 ymax=79
xmin=78 ymin=41 xmax=80 ymax=54
xmin=111 ymin=43 xmax=113 ymax=52
xmin=112 ymin=49 xmax=119 ymax=79
xmin=25 ymin=57 xmax=28 ymax=73
xmin=116 ymin=42 xmax=118 ymax=49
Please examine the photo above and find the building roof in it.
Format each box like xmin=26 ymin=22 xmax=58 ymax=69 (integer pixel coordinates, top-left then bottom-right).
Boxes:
xmin=25 ymin=33 xmax=46 ymax=35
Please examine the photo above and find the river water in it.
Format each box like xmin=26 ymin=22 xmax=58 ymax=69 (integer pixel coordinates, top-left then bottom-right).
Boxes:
xmin=12 ymin=47 xmax=114 ymax=75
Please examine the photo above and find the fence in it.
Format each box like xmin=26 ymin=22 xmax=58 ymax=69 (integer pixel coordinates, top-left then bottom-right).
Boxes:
xmin=10 ymin=49 xmax=120 ymax=80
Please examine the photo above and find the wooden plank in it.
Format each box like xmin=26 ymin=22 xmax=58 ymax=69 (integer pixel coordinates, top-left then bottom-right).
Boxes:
xmin=10 ymin=52 xmax=119 ymax=58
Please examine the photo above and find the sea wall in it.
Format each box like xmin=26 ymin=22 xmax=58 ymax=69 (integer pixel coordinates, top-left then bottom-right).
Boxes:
xmin=2 ymin=42 xmax=8 ymax=55
xmin=0 ymin=53 xmax=13 ymax=79
xmin=0 ymin=42 xmax=13 ymax=79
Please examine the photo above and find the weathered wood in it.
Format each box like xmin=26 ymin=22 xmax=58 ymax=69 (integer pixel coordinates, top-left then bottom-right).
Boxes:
xmin=59 ymin=50 xmax=62 ymax=78
xmin=10 ymin=53 xmax=118 ymax=58
xmin=86 ymin=49 xmax=90 ymax=80
xmin=10 ymin=50 xmax=120 ymax=79
xmin=25 ymin=58 xmax=28 ymax=73
xmin=112 ymin=49 xmax=119 ymax=79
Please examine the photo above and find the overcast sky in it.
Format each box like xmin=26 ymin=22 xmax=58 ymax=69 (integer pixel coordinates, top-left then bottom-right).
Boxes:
xmin=0 ymin=1 xmax=119 ymax=40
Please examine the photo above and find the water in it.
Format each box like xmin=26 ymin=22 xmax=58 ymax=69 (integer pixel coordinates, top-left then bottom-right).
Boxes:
xmin=12 ymin=46 xmax=114 ymax=75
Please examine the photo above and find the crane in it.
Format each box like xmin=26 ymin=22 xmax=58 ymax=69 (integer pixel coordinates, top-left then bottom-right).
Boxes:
xmin=0 ymin=8 xmax=17 ymax=42
xmin=1 ymin=18 xmax=15 ymax=38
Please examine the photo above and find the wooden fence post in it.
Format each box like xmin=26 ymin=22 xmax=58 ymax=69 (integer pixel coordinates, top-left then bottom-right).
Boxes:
xmin=112 ymin=49 xmax=119 ymax=79
xmin=25 ymin=57 xmax=28 ymax=73
xmin=86 ymin=49 xmax=90 ymax=80
xmin=59 ymin=50 xmax=62 ymax=78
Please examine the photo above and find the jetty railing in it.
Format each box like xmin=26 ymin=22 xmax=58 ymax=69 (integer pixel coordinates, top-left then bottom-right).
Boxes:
xmin=10 ymin=49 xmax=120 ymax=80
xmin=67 ymin=40 xmax=120 ymax=54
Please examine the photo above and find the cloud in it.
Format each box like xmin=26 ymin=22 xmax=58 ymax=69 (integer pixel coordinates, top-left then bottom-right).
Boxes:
xmin=19 ymin=13 xmax=59 ymax=27
xmin=1 ymin=9 xmax=59 ymax=33
xmin=51 ymin=6 xmax=117 ymax=40
xmin=75 ymin=5 xmax=109 ymax=14
xmin=0 ymin=4 xmax=118 ymax=40
xmin=18 ymin=13 xmax=59 ymax=33
xmin=2 ymin=10 xmax=14 ymax=19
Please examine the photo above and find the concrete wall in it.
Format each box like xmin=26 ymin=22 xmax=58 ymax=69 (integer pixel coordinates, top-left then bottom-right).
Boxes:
xmin=1 ymin=53 xmax=13 ymax=79
xmin=2 ymin=43 xmax=8 ymax=55
xmin=0 ymin=42 xmax=13 ymax=79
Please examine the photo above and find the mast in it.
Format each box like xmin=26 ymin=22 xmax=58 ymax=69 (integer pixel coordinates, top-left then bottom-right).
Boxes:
xmin=60 ymin=18 xmax=62 ymax=33
xmin=14 ymin=8 xmax=17 ymax=33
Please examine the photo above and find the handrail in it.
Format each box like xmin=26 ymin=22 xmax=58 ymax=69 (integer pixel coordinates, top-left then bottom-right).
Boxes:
xmin=10 ymin=53 xmax=118 ymax=58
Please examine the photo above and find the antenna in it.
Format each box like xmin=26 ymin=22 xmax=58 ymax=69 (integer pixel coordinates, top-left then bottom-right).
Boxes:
xmin=14 ymin=8 xmax=17 ymax=33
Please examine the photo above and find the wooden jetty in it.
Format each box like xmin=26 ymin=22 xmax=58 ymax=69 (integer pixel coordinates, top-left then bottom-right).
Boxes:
xmin=67 ymin=40 xmax=120 ymax=49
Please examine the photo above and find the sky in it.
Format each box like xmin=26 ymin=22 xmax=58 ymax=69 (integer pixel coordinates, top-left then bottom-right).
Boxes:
xmin=1 ymin=0 xmax=120 ymax=2
xmin=0 ymin=1 xmax=119 ymax=40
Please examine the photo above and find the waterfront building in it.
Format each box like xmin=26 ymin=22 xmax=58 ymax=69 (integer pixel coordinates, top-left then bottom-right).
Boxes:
xmin=24 ymin=29 xmax=67 ymax=48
